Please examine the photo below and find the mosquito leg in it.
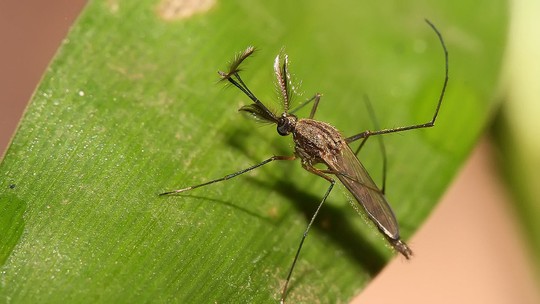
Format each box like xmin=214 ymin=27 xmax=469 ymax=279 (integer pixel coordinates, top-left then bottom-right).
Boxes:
xmin=353 ymin=136 xmax=370 ymax=156
xmin=351 ymin=96 xmax=381 ymax=156
xmin=345 ymin=114 xmax=437 ymax=143
xmin=289 ymin=93 xmax=322 ymax=118
xmin=345 ymin=18 xmax=449 ymax=143
xmin=280 ymin=165 xmax=334 ymax=303
xmin=159 ymin=155 xmax=296 ymax=196
xmin=308 ymin=93 xmax=322 ymax=119
xmin=349 ymin=96 xmax=388 ymax=194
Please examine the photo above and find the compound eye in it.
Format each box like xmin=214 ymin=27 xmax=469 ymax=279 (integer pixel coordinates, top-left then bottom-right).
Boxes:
xmin=277 ymin=116 xmax=295 ymax=136
xmin=277 ymin=123 xmax=289 ymax=136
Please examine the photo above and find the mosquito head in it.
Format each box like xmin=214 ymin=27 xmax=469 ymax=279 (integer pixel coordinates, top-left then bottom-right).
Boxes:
xmin=277 ymin=113 xmax=297 ymax=136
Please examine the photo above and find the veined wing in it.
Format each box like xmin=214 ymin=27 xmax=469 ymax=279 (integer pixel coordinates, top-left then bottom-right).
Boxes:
xmin=324 ymin=144 xmax=400 ymax=241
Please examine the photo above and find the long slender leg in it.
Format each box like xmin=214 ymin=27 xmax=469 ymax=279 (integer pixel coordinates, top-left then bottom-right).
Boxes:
xmin=345 ymin=18 xmax=449 ymax=143
xmin=159 ymin=155 xmax=295 ymax=196
xmin=308 ymin=93 xmax=322 ymax=119
xmin=280 ymin=165 xmax=335 ymax=304
xmin=352 ymin=96 xmax=388 ymax=194
xmin=289 ymin=93 xmax=322 ymax=118
xmin=352 ymin=95 xmax=382 ymax=156
xmin=353 ymin=136 xmax=370 ymax=156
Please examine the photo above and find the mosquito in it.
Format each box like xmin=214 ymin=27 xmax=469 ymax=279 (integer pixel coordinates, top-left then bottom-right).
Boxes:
xmin=160 ymin=19 xmax=448 ymax=303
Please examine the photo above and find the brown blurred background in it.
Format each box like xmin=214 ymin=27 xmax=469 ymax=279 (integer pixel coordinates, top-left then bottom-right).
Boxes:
xmin=1 ymin=1 xmax=538 ymax=303
xmin=0 ymin=1 xmax=87 ymax=156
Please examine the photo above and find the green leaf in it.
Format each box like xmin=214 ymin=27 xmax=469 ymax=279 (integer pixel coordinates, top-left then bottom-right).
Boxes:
xmin=0 ymin=0 xmax=507 ymax=303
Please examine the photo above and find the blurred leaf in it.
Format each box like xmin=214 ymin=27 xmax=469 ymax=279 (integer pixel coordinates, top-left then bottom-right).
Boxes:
xmin=0 ymin=0 xmax=507 ymax=303
xmin=492 ymin=0 xmax=540 ymax=277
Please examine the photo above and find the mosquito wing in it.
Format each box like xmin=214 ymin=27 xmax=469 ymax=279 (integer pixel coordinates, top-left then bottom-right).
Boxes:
xmin=325 ymin=144 xmax=400 ymax=241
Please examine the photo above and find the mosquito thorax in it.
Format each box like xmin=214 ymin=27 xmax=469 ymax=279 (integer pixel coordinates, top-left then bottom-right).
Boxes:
xmin=277 ymin=114 xmax=297 ymax=136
